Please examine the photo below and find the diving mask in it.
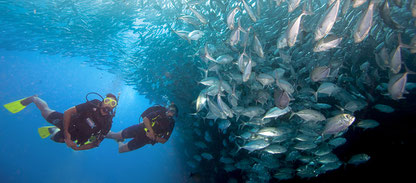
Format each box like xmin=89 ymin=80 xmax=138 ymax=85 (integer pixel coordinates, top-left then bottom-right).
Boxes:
xmin=103 ymin=97 xmax=117 ymax=108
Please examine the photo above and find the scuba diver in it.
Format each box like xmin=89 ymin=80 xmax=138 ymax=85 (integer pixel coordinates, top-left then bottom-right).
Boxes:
xmin=105 ymin=103 xmax=178 ymax=153
xmin=3 ymin=93 xmax=118 ymax=151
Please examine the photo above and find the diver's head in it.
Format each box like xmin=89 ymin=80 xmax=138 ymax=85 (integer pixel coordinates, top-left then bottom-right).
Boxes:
xmin=167 ymin=102 xmax=178 ymax=118
xmin=100 ymin=93 xmax=118 ymax=116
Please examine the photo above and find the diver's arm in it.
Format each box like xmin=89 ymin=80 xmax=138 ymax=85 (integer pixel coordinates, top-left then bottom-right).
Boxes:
xmin=63 ymin=107 xmax=78 ymax=149
xmin=143 ymin=117 xmax=156 ymax=140
xmin=77 ymin=140 xmax=101 ymax=150
xmin=76 ymin=143 xmax=96 ymax=150
xmin=157 ymin=121 xmax=174 ymax=144
xmin=155 ymin=136 xmax=167 ymax=144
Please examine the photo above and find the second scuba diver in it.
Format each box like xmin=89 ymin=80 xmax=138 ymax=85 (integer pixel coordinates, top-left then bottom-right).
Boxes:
xmin=105 ymin=103 xmax=178 ymax=153
xmin=3 ymin=92 xmax=118 ymax=150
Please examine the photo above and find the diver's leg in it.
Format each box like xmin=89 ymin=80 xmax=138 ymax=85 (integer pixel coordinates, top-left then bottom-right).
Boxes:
xmin=24 ymin=96 xmax=55 ymax=120
xmin=105 ymin=131 xmax=124 ymax=140
xmin=118 ymin=142 xmax=131 ymax=153
xmin=118 ymin=138 xmax=150 ymax=153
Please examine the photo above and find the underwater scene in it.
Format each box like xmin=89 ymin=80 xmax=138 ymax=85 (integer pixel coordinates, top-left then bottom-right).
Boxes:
xmin=1 ymin=0 xmax=415 ymax=183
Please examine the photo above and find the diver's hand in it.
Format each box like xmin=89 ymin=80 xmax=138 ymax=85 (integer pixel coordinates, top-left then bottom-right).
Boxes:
xmin=64 ymin=138 xmax=79 ymax=150
xmin=145 ymin=131 xmax=156 ymax=141
xmin=156 ymin=137 xmax=167 ymax=144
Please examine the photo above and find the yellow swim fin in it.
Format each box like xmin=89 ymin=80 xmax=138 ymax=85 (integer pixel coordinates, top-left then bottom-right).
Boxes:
xmin=38 ymin=126 xmax=59 ymax=139
xmin=3 ymin=97 xmax=30 ymax=114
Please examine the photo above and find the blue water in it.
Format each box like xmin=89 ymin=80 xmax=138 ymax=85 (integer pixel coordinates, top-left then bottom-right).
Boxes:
xmin=0 ymin=50 xmax=186 ymax=183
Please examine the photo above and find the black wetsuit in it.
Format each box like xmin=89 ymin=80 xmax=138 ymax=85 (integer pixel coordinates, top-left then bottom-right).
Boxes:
xmin=121 ymin=107 xmax=175 ymax=150
xmin=46 ymin=99 xmax=113 ymax=145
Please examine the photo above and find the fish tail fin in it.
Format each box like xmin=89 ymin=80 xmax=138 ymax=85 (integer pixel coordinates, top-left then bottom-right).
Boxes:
xmin=335 ymin=105 xmax=345 ymax=113
xmin=235 ymin=142 xmax=242 ymax=154
xmin=289 ymin=111 xmax=295 ymax=119
xmin=301 ymin=2 xmax=314 ymax=16
xmin=403 ymin=62 xmax=416 ymax=75
xmin=397 ymin=33 xmax=411 ymax=48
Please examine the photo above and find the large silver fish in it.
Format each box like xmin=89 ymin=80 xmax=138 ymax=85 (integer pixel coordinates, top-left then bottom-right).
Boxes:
xmin=388 ymin=72 xmax=410 ymax=100
xmin=353 ymin=0 xmax=376 ymax=43
xmin=286 ymin=10 xmax=310 ymax=47
xmin=322 ymin=114 xmax=355 ymax=135
xmin=314 ymin=0 xmax=340 ymax=41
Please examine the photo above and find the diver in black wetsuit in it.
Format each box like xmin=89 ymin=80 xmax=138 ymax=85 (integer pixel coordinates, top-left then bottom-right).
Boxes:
xmin=105 ymin=103 xmax=178 ymax=153
xmin=5 ymin=93 xmax=117 ymax=151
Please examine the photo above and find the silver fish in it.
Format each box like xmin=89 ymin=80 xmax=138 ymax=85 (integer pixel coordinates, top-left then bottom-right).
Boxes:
xmin=201 ymin=152 xmax=214 ymax=160
xmin=389 ymin=36 xmax=404 ymax=74
xmin=188 ymin=6 xmax=208 ymax=24
xmin=257 ymin=127 xmax=285 ymax=137
xmin=243 ymin=57 xmax=252 ymax=82
xmin=188 ymin=30 xmax=204 ymax=41
xmin=315 ymin=82 xmax=341 ymax=101
xmin=177 ymin=15 xmax=201 ymax=27
xmin=286 ymin=10 xmax=309 ymax=47
xmin=314 ymin=0 xmax=340 ymax=41
xmin=353 ymin=0 xmax=375 ymax=43
xmin=215 ymin=54 xmax=234 ymax=64
xmin=348 ymin=154 xmax=371 ymax=165
xmin=264 ymin=144 xmax=287 ymax=154
xmin=357 ymin=119 xmax=380 ymax=129
xmin=262 ymin=106 xmax=291 ymax=120
xmin=253 ymin=33 xmax=264 ymax=58
xmin=411 ymin=0 xmax=416 ymax=17
xmin=274 ymin=89 xmax=291 ymax=109
xmin=322 ymin=114 xmax=355 ymax=135
xmin=171 ymin=29 xmax=190 ymax=42
xmin=237 ymin=139 xmax=270 ymax=153
xmin=313 ymin=35 xmax=342 ymax=52
xmin=310 ymin=66 xmax=331 ymax=82
xmin=373 ymin=104 xmax=394 ymax=113
xmin=256 ymin=73 xmax=275 ymax=87
xmin=388 ymin=72 xmax=409 ymax=100
xmin=294 ymin=141 xmax=317 ymax=151
xmin=227 ymin=6 xmax=240 ymax=30
xmin=200 ymin=77 xmax=219 ymax=86
xmin=290 ymin=109 xmax=326 ymax=122
xmin=196 ymin=89 xmax=207 ymax=112
xmin=379 ymin=0 xmax=403 ymax=29
xmin=341 ymin=0 xmax=351 ymax=15
xmin=217 ymin=93 xmax=234 ymax=118
xmin=241 ymin=0 xmax=257 ymax=22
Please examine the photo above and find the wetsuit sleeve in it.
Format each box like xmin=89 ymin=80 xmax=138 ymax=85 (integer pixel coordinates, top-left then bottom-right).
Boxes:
xmin=162 ymin=120 xmax=175 ymax=141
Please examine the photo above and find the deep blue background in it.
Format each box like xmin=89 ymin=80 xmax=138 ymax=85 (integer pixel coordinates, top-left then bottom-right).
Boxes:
xmin=0 ymin=50 xmax=186 ymax=183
